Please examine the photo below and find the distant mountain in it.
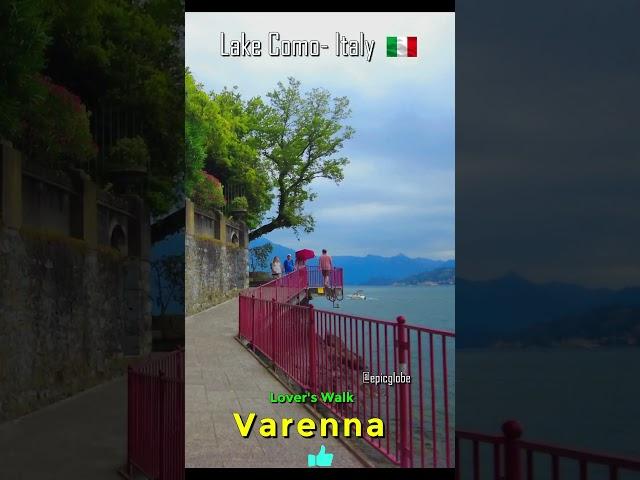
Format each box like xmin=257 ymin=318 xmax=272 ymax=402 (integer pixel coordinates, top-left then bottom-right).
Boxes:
xmin=501 ymin=305 xmax=640 ymax=348
xmin=457 ymin=272 xmax=640 ymax=348
xmin=249 ymin=238 xmax=455 ymax=285
xmin=395 ymin=267 xmax=455 ymax=285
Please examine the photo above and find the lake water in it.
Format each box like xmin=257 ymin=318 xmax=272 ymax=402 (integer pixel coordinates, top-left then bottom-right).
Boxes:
xmin=457 ymin=348 xmax=640 ymax=460
xmin=310 ymin=284 xmax=455 ymax=332
xmin=311 ymin=285 xmax=455 ymax=467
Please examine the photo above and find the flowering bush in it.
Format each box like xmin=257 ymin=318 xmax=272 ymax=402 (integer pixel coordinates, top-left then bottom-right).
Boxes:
xmin=18 ymin=76 xmax=97 ymax=167
xmin=191 ymin=171 xmax=225 ymax=212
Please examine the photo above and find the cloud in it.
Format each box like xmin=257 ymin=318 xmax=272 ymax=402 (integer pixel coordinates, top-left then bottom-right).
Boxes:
xmin=186 ymin=12 xmax=455 ymax=259
xmin=456 ymin=0 xmax=640 ymax=288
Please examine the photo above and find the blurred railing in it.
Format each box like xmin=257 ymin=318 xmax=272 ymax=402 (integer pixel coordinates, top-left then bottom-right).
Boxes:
xmin=456 ymin=421 xmax=640 ymax=479
xmin=124 ymin=349 xmax=184 ymax=480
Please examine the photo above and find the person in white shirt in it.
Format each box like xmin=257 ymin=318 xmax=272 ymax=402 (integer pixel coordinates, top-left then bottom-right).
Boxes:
xmin=271 ymin=256 xmax=282 ymax=278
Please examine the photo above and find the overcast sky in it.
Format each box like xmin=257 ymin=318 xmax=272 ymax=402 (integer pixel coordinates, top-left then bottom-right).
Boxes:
xmin=456 ymin=0 xmax=640 ymax=288
xmin=186 ymin=12 xmax=455 ymax=259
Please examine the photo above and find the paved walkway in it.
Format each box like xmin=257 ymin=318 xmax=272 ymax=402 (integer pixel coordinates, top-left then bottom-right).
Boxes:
xmin=0 ymin=378 xmax=126 ymax=479
xmin=186 ymin=298 xmax=365 ymax=468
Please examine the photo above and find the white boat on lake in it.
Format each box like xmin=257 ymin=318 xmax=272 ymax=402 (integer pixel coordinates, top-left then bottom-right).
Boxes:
xmin=348 ymin=289 xmax=367 ymax=300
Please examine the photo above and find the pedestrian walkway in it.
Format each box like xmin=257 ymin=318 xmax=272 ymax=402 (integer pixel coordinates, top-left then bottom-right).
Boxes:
xmin=185 ymin=298 xmax=366 ymax=468
xmin=0 ymin=378 xmax=126 ymax=479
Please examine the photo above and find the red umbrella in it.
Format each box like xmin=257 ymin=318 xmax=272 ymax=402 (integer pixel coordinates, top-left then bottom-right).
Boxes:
xmin=295 ymin=249 xmax=315 ymax=262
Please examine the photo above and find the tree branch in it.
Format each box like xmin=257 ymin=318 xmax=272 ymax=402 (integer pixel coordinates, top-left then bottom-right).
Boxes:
xmin=249 ymin=216 xmax=287 ymax=240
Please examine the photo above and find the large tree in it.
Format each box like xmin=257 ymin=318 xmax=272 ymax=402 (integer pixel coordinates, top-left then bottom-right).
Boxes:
xmin=249 ymin=78 xmax=354 ymax=240
xmin=185 ymin=73 xmax=353 ymax=239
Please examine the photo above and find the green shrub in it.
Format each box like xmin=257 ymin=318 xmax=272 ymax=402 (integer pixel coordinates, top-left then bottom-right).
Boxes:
xmin=230 ymin=196 xmax=248 ymax=211
xmin=107 ymin=136 xmax=150 ymax=170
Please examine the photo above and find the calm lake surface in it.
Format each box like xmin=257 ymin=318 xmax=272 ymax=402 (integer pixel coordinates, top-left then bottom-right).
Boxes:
xmin=457 ymin=348 xmax=640 ymax=460
xmin=312 ymin=287 xmax=640 ymax=470
xmin=310 ymin=284 xmax=455 ymax=332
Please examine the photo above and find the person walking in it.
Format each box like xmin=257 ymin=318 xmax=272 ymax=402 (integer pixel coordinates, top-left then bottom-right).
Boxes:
xmin=283 ymin=254 xmax=295 ymax=274
xmin=319 ymin=249 xmax=333 ymax=289
xmin=271 ymin=256 xmax=282 ymax=279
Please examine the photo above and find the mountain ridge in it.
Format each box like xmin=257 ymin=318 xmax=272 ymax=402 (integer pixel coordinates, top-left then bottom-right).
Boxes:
xmin=394 ymin=267 xmax=455 ymax=285
xmin=457 ymin=273 xmax=640 ymax=348
xmin=249 ymin=238 xmax=455 ymax=285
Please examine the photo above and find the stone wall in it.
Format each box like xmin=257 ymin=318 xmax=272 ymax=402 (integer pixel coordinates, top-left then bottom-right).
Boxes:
xmin=185 ymin=200 xmax=249 ymax=315
xmin=0 ymin=141 xmax=151 ymax=421
xmin=0 ymin=229 xmax=148 ymax=420
xmin=185 ymin=235 xmax=248 ymax=315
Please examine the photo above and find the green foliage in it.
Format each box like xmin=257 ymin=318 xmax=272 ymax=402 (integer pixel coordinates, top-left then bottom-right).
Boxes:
xmin=191 ymin=172 xmax=225 ymax=212
xmin=249 ymin=242 xmax=273 ymax=273
xmin=18 ymin=76 xmax=97 ymax=168
xmin=108 ymin=136 xmax=150 ymax=170
xmin=0 ymin=0 xmax=50 ymax=139
xmin=2 ymin=0 xmax=183 ymax=215
xmin=230 ymin=196 xmax=249 ymax=211
xmin=185 ymin=68 xmax=209 ymax=198
xmin=43 ymin=0 xmax=184 ymax=215
xmin=185 ymin=69 xmax=272 ymax=230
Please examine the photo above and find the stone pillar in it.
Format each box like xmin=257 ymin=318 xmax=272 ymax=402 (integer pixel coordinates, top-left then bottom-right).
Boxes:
xmin=125 ymin=195 xmax=150 ymax=260
xmin=185 ymin=198 xmax=195 ymax=236
xmin=123 ymin=195 xmax=151 ymax=355
xmin=82 ymin=177 xmax=98 ymax=248
xmin=240 ymin=220 xmax=249 ymax=249
xmin=218 ymin=211 xmax=227 ymax=244
xmin=240 ymin=222 xmax=249 ymax=288
xmin=1 ymin=141 xmax=22 ymax=229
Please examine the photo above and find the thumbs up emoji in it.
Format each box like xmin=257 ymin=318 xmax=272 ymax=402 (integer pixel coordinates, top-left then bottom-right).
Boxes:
xmin=307 ymin=444 xmax=334 ymax=467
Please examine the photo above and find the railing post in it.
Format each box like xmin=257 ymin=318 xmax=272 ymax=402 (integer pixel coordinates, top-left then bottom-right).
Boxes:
xmin=396 ymin=315 xmax=412 ymax=467
xmin=158 ymin=370 xmax=166 ymax=479
xmin=127 ymin=365 xmax=133 ymax=477
xmin=251 ymin=294 xmax=256 ymax=352
xmin=308 ymin=303 xmax=317 ymax=392
xmin=503 ymin=420 xmax=523 ymax=480
xmin=271 ymin=298 xmax=277 ymax=366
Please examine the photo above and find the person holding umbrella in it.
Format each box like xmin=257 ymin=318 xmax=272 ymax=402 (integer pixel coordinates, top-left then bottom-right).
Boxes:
xmin=295 ymin=249 xmax=314 ymax=269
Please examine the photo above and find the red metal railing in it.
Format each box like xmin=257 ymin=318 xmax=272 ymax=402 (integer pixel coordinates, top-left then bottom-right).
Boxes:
xmin=306 ymin=265 xmax=344 ymax=289
xmin=238 ymin=289 xmax=455 ymax=468
xmin=124 ymin=349 xmax=184 ymax=480
xmin=244 ymin=266 xmax=309 ymax=303
xmin=456 ymin=421 xmax=640 ymax=480
xmin=239 ymin=267 xmax=308 ymax=343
